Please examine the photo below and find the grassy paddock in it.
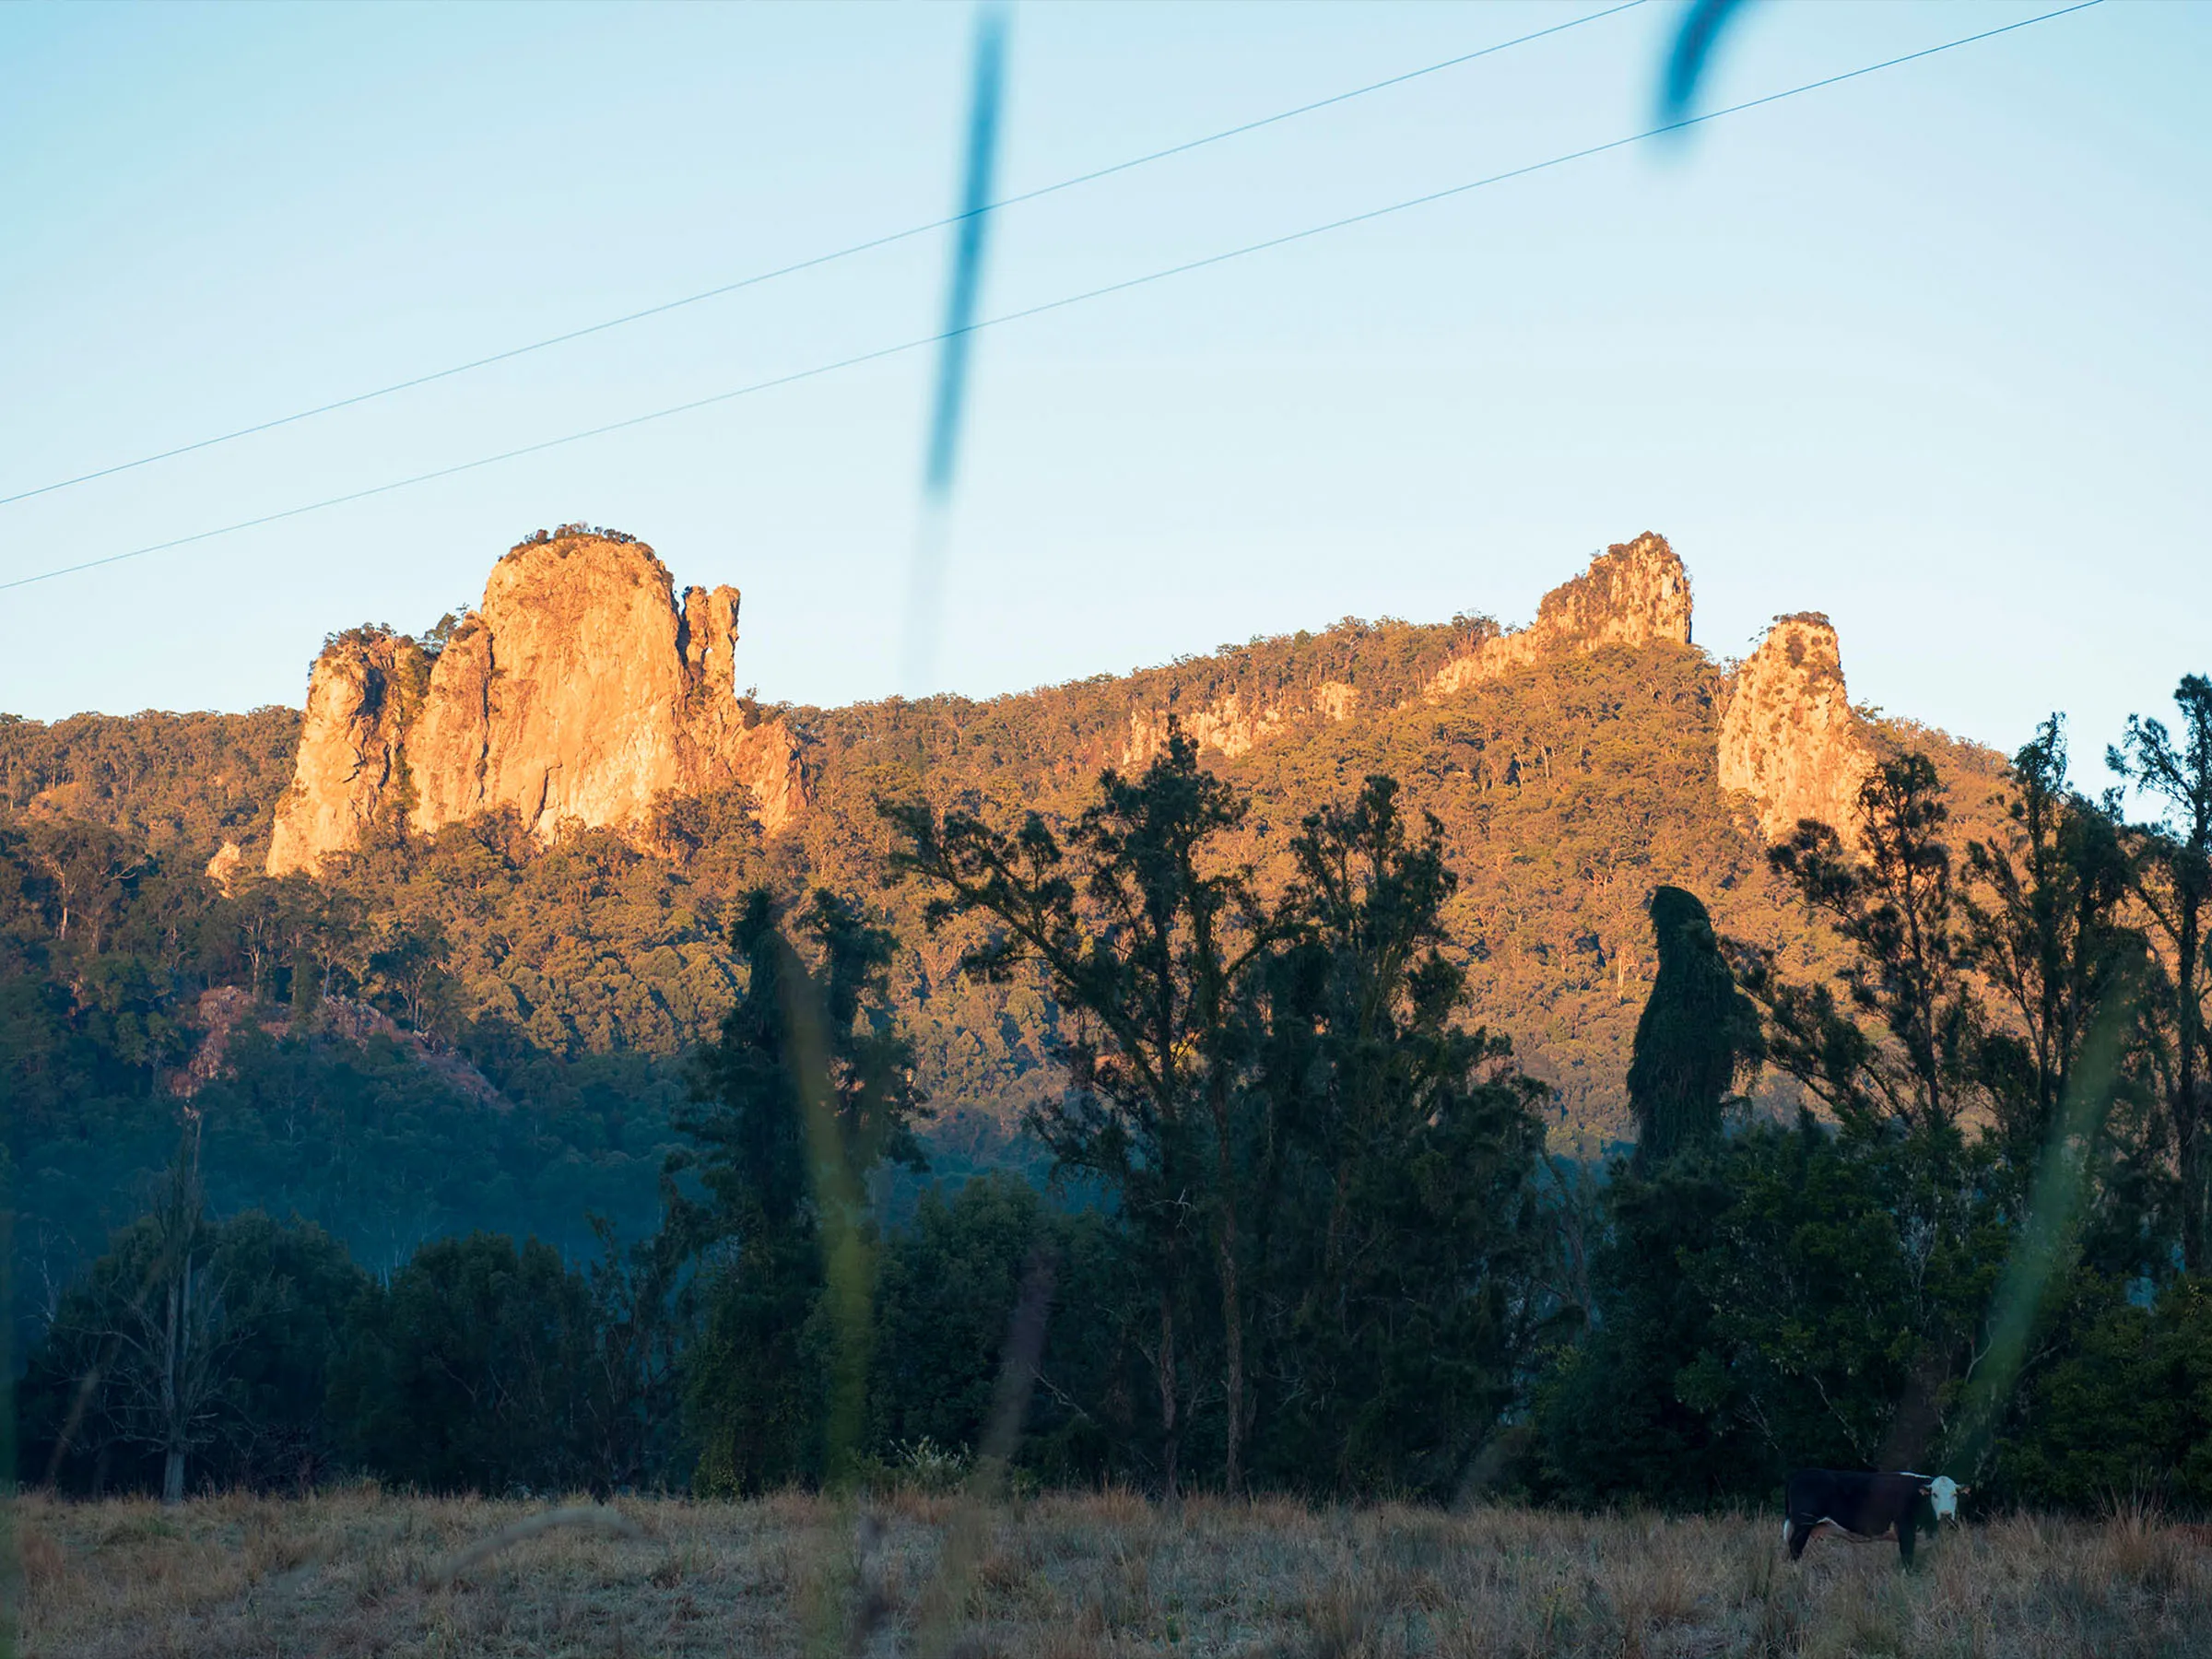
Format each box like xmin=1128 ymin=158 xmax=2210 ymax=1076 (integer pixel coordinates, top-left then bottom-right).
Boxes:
xmin=9 ymin=1488 xmax=2209 ymax=1658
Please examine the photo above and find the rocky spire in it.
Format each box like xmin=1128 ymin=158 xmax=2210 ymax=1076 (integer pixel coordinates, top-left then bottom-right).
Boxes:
xmin=1716 ymin=612 xmax=1873 ymax=844
xmin=266 ymin=532 xmax=806 ymax=877
xmin=265 ymin=628 xmax=427 ymax=877
xmin=1425 ymin=531 xmax=1694 ymax=698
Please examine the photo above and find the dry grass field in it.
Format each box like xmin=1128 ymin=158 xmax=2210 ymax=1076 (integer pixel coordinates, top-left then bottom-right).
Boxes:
xmin=7 ymin=1487 xmax=2209 ymax=1658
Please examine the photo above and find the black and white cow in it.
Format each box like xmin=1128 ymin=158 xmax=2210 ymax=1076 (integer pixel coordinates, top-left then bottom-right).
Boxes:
xmin=1782 ymin=1470 xmax=1965 ymax=1565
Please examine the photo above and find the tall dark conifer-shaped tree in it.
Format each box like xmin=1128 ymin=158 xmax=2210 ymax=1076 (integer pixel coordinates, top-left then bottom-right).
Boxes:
xmin=1626 ymin=886 xmax=1762 ymax=1171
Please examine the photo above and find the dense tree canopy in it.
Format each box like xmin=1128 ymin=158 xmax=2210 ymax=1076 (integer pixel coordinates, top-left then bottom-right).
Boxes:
xmin=11 ymin=637 xmax=2212 ymax=1517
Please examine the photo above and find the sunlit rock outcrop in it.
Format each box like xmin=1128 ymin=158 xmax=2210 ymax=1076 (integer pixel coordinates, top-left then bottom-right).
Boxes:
xmin=1716 ymin=612 xmax=1873 ymax=844
xmin=1425 ymin=532 xmax=1695 ymax=699
xmin=266 ymin=531 xmax=806 ymax=876
xmin=1123 ymin=535 xmax=1695 ymax=767
xmin=1121 ymin=679 xmax=1359 ymax=768
xmin=265 ymin=628 xmax=426 ymax=877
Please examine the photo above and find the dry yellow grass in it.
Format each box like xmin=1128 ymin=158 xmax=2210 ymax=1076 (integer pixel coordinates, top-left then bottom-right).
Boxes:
xmin=8 ymin=1487 xmax=2210 ymax=1658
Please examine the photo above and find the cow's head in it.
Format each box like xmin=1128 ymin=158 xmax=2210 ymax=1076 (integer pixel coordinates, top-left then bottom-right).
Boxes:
xmin=1923 ymin=1476 xmax=1966 ymax=1521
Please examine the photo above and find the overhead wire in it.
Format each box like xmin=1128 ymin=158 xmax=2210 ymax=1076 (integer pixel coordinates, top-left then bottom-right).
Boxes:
xmin=0 ymin=1 xmax=1649 ymax=511
xmin=0 ymin=0 xmax=2105 ymax=596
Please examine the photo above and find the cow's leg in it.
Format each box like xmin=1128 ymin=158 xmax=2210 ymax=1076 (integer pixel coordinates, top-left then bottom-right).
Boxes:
xmin=1786 ymin=1517 xmax=1814 ymax=1561
xmin=1897 ymin=1520 xmax=1917 ymax=1569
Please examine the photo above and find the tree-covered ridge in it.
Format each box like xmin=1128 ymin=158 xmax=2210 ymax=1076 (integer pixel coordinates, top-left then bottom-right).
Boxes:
xmin=0 ymin=706 xmax=301 ymax=862
xmin=792 ymin=609 xmax=1504 ymax=801
xmin=1 ymin=610 xmax=2012 ymax=1143
xmin=793 ymin=635 xmax=2009 ymax=1138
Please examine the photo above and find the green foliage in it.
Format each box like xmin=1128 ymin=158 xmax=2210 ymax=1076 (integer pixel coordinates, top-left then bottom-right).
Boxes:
xmin=1538 ymin=1148 xmax=1754 ymax=1506
xmin=1752 ymin=755 xmax=1980 ymax=1134
xmin=895 ymin=756 xmax=1552 ymax=1499
xmin=1698 ymin=1120 xmax=2008 ymax=1476
xmin=0 ymin=708 xmax=300 ymax=864
xmin=1250 ymin=777 xmax=1551 ymax=1497
xmin=6 ymin=621 xmax=2016 ymax=1154
xmin=18 ymin=626 xmax=2212 ymax=1516
xmin=0 ymin=810 xmax=700 ymax=1341
xmin=1547 ymin=747 xmax=2092 ymax=1509
xmin=862 ymin=1172 xmax=1125 ymax=1486
xmin=1966 ymin=718 xmax=2138 ymax=1153
xmin=1962 ymin=717 xmax=2165 ymax=1279
xmin=866 ymin=1175 xmax=1043 ymax=1458
xmin=19 ymin=1204 xmax=367 ymax=1497
xmin=891 ymin=727 xmax=1274 ymax=1495
xmin=576 ymin=1212 xmax=688 ymax=1494
xmin=1998 ymin=1274 xmax=2212 ymax=1510
xmin=679 ymin=1225 xmax=822 ymax=1497
xmin=331 ymin=1232 xmax=592 ymax=1495
xmin=1541 ymin=1116 xmax=2010 ymax=1506
xmin=2109 ymin=676 xmax=2212 ymax=1271
xmin=674 ymin=888 xmax=926 ymax=1496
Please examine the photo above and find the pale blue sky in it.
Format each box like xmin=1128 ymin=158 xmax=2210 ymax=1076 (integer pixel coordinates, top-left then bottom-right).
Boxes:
xmin=2 ymin=1 xmax=2206 ymax=788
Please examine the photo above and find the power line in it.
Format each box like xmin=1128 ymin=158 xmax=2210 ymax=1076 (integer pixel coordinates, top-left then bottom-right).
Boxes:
xmin=1 ymin=0 xmax=2105 ymax=597
xmin=0 ymin=1 xmax=1649 ymax=512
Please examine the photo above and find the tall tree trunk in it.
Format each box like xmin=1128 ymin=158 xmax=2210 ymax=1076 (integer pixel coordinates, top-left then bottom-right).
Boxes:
xmin=1208 ymin=1062 xmax=1247 ymax=1499
xmin=161 ymin=1265 xmax=187 ymax=1506
xmin=2179 ymin=896 xmax=2205 ymax=1273
xmin=2184 ymin=1099 xmax=2207 ymax=1276
xmin=1217 ymin=1220 xmax=1245 ymax=1500
xmin=1157 ymin=1290 xmax=1179 ymax=1508
xmin=1213 ymin=1112 xmax=1248 ymax=1499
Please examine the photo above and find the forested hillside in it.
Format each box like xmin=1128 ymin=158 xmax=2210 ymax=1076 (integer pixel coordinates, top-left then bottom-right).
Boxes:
xmin=15 ymin=696 xmax=2211 ymax=1514
xmin=0 ymin=611 xmax=2007 ymax=1153
xmin=9 ymin=558 xmax=2210 ymax=1518
xmin=1 ymin=595 xmax=2018 ymax=1380
xmin=0 ymin=705 xmax=300 ymax=856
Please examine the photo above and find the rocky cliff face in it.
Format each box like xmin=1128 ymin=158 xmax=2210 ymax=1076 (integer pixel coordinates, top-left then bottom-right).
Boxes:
xmin=1122 ymin=680 xmax=1359 ymax=767
xmin=1425 ymin=532 xmax=1694 ymax=699
xmin=1716 ymin=612 xmax=1873 ymax=844
xmin=264 ymin=526 xmax=1864 ymax=880
xmin=267 ymin=533 xmax=805 ymax=876
xmin=265 ymin=629 xmax=426 ymax=877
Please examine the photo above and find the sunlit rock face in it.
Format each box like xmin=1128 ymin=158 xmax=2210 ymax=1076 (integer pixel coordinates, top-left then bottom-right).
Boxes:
xmin=266 ymin=533 xmax=806 ymax=876
xmin=1425 ymin=532 xmax=1696 ymax=699
xmin=266 ymin=628 xmax=427 ymax=877
xmin=205 ymin=841 xmax=245 ymax=894
xmin=1121 ymin=680 xmax=1359 ymax=768
xmin=263 ymin=524 xmax=1859 ymax=881
xmin=1717 ymin=612 xmax=1873 ymax=845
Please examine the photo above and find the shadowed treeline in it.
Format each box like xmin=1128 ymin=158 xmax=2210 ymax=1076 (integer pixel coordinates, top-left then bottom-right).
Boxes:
xmin=11 ymin=675 xmax=2212 ymax=1524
